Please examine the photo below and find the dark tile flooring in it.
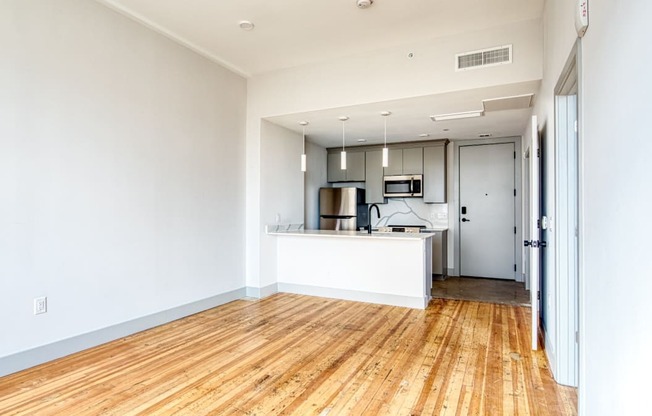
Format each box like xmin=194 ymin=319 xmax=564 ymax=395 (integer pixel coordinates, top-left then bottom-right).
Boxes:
xmin=432 ymin=276 xmax=531 ymax=306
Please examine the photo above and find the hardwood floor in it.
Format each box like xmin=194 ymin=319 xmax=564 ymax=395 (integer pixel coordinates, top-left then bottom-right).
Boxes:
xmin=0 ymin=294 xmax=576 ymax=415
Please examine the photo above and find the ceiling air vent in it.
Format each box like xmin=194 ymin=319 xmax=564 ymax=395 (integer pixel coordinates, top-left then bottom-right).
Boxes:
xmin=456 ymin=45 xmax=512 ymax=71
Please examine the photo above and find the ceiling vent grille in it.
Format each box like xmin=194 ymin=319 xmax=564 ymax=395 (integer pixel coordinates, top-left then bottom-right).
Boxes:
xmin=456 ymin=45 xmax=512 ymax=71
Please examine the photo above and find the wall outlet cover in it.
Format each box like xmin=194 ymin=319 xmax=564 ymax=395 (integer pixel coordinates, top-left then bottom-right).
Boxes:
xmin=34 ymin=296 xmax=47 ymax=315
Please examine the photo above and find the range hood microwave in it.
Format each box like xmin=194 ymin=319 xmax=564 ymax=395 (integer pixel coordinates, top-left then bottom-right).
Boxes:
xmin=383 ymin=174 xmax=423 ymax=198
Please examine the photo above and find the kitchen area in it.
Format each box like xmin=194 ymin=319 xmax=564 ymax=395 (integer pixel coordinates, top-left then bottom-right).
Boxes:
xmin=268 ymin=137 xmax=451 ymax=309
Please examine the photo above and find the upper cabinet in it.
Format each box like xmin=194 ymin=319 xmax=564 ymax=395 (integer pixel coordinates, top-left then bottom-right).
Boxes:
xmin=384 ymin=148 xmax=423 ymax=176
xmin=327 ymin=153 xmax=345 ymax=182
xmin=326 ymin=141 xmax=447 ymax=203
xmin=327 ymin=151 xmax=365 ymax=182
xmin=365 ymin=150 xmax=385 ymax=204
xmin=346 ymin=152 xmax=366 ymax=181
xmin=423 ymin=144 xmax=447 ymax=203
xmin=402 ymin=148 xmax=423 ymax=174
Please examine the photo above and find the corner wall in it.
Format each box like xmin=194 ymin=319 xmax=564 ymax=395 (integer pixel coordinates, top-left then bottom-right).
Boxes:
xmin=254 ymin=121 xmax=304 ymax=293
xmin=0 ymin=0 xmax=247 ymax=373
xmin=579 ymin=1 xmax=652 ymax=414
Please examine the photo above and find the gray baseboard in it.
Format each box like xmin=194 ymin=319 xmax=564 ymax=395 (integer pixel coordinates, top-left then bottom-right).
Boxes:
xmin=245 ymin=283 xmax=278 ymax=299
xmin=277 ymin=282 xmax=428 ymax=309
xmin=0 ymin=288 xmax=245 ymax=378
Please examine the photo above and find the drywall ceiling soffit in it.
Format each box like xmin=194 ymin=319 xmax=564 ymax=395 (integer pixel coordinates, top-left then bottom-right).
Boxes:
xmin=97 ymin=0 xmax=544 ymax=76
xmin=482 ymin=94 xmax=534 ymax=112
xmin=266 ymin=81 xmax=540 ymax=148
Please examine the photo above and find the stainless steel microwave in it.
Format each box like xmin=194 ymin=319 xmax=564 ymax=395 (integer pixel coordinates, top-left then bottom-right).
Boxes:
xmin=383 ymin=174 xmax=423 ymax=197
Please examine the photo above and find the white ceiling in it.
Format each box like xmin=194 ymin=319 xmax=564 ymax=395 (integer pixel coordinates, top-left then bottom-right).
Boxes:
xmin=98 ymin=0 xmax=543 ymax=77
xmin=97 ymin=0 xmax=544 ymax=146
xmin=268 ymin=81 xmax=540 ymax=148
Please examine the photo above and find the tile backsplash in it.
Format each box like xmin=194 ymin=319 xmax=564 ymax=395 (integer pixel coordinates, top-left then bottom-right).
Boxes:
xmin=371 ymin=198 xmax=448 ymax=229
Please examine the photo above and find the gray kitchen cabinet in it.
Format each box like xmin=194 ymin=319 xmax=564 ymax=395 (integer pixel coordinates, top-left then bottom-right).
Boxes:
xmin=365 ymin=150 xmax=385 ymax=204
xmin=384 ymin=149 xmax=403 ymax=176
xmin=432 ymin=230 xmax=448 ymax=278
xmin=402 ymin=147 xmax=423 ymax=174
xmin=346 ymin=151 xmax=366 ymax=182
xmin=327 ymin=153 xmax=346 ymax=182
xmin=423 ymin=145 xmax=447 ymax=203
xmin=327 ymin=151 xmax=365 ymax=182
xmin=384 ymin=148 xmax=423 ymax=175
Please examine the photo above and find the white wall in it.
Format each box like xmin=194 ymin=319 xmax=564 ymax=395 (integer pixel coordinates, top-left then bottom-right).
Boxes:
xmin=246 ymin=20 xmax=544 ymax=291
xmin=538 ymin=0 xmax=652 ymax=414
xmin=255 ymin=121 xmax=304 ymax=291
xmin=579 ymin=1 xmax=652 ymax=414
xmin=0 ymin=0 xmax=246 ymax=361
xmin=304 ymin=141 xmax=328 ymax=230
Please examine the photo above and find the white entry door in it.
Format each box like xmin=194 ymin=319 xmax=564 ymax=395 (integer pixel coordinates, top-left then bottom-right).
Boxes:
xmin=528 ymin=116 xmax=541 ymax=350
xmin=459 ymin=143 xmax=516 ymax=279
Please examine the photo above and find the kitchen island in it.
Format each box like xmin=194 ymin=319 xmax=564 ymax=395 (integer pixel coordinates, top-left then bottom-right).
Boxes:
xmin=268 ymin=229 xmax=433 ymax=309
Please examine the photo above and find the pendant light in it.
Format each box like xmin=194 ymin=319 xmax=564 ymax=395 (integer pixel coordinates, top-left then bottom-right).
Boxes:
xmin=299 ymin=121 xmax=308 ymax=172
xmin=339 ymin=116 xmax=349 ymax=170
xmin=381 ymin=111 xmax=391 ymax=167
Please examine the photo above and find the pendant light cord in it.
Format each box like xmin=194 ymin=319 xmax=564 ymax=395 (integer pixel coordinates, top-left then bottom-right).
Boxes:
xmin=342 ymin=121 xmax=346 ymax=151
xmin=384 ymin=116 xmax=387 ymax=147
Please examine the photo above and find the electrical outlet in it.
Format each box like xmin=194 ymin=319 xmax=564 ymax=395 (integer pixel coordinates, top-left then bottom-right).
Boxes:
xmin=34 ymin=296 xmax=47 ymax=315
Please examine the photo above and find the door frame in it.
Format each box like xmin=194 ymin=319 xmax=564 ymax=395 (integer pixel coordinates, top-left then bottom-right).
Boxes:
xmin=550 ymin=40 xmax=582 ymax=387
xmin=452 ymin=137 xmax=523 ymax=281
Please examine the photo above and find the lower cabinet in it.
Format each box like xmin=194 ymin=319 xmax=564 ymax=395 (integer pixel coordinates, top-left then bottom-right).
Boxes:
xmin=432 ymin=230 xmax=448 ymax=278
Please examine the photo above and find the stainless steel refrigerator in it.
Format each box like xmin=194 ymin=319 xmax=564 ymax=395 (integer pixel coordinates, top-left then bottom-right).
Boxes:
xmin=319 ymin=187 xmax=368 ymax=230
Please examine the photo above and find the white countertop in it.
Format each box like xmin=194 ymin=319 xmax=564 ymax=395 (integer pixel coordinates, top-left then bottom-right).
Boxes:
xmin=268 ymin=229 xmax=436 ymax=240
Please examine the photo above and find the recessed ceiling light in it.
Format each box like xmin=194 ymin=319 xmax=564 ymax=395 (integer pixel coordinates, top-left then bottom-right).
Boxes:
xmin=239 ymin=20 xmax=255 ymax=31
xmin=357 ymin=139 xmax=367 ymax=143
xmin=419 ymin=133 xmax=430 ymax=138
xmin=356 ymin=0 xmax=374 ymax=9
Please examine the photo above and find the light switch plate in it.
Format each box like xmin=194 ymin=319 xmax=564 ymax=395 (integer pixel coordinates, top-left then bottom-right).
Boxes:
xmin=34 ymin=296 xmax=47 ymax=315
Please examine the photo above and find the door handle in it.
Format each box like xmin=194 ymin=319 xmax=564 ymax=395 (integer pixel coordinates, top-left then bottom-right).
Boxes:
xmin=461 ymin=218 xmax=471 ymax=222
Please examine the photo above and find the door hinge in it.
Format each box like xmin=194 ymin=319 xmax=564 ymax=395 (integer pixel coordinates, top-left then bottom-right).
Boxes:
xmin=537 ymin=290 xmax=540 ymax=300
xmin=537 ymin=148 xmax=540 ymax=157
xmin=514 ymin=264 xmax=517 ymax=272
xmin=514 ymin=226 xmax=517 ymax=234
xmin=514 ymin=189 xmax=516 ymax=197
xmin=575 ymin=331 xmax=579 ymax=343
xmin=514 ymin=151 xmax=516 ymax=159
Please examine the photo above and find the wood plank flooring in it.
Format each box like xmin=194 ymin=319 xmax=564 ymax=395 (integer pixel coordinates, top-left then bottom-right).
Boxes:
xmin=0 ymin=294 xmax=576 ymax=415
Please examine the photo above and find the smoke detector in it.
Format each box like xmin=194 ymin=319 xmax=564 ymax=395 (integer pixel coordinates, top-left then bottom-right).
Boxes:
xmin=356 ymin=0 xmax=373 ymax=9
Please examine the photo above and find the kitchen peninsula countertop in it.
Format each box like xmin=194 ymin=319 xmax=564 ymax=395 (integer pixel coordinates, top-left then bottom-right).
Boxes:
xmin=268 ymin=229 xmax=437 ymax=240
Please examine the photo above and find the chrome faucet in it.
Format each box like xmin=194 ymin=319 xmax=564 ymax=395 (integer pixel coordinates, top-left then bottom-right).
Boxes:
xmin=368 ymin=204 xmax=381 ymax=234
